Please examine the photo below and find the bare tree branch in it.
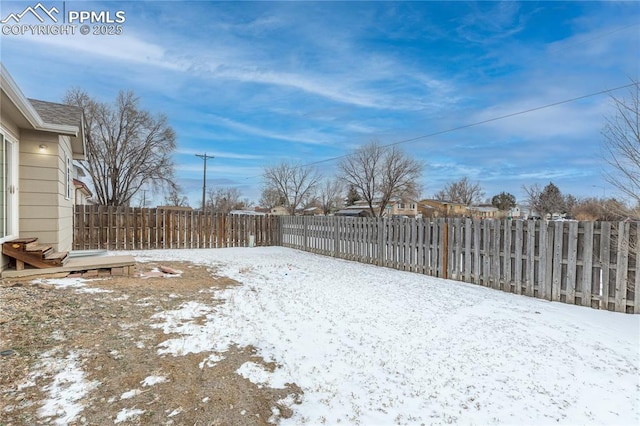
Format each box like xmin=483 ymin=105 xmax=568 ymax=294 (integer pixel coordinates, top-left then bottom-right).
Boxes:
xmin=262 ymin=162 xmax=321 ymax=214
xmin=602 ymin=80 xmax=640 ymax=218
xmin=339 ymin=141 xmax=423 ymax=217
xmin=64 ymin=88 xmax=177 ymax=206
xmin=434 ymin=177 xmax=484 ymax=206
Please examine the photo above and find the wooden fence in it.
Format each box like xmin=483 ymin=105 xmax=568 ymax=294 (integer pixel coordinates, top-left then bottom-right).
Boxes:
xmin=280 ymin=216 xmax=640 ymax=314
xmin=73 ymin=205 xmax=279 ymax=250
xmin=72 ymin=206 xmax=639 ymax=313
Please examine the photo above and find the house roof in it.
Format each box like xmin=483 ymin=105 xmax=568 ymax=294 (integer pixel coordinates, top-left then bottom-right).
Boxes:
xmin=335 ymin=209 xmax=370 ymax=216
xmin=0 ymin=63 xmax=86 ymax=159
xmin=28 ymin=99 xmax=83 ymax=129
xmin=230 ymin=210 xmax=266 ymax=216
xmin=468 ymin=206 xmax=499 ymax=212
xmin=73 ymin=178 xmax=92 ymax=197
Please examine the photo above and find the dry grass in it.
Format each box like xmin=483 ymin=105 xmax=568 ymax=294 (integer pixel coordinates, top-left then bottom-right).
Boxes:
xmin=0 ymin=261 xmax=302 ymax=425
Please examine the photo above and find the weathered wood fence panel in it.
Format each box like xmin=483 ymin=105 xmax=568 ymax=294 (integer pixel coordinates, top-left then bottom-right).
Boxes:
xmin=73 ymin=205 xmax=279 ymax=250
xmin=73 ymin=206 xmax=638 ymax=313
xmin=279 ymin=216 xmax=639 ymax=314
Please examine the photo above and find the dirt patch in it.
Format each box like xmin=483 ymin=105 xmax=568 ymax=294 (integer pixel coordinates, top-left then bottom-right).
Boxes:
xmin=0 ymin=261 xmax=302 ymax=425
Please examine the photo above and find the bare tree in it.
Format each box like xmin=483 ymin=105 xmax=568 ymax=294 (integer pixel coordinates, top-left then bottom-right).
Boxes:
xmin=262 ymin=162 xmax=321 ymax=215
xmin=163 ymin=187 xmax=189 ymax=207
xmin=434 ymin=177 xmax=484 ymax=205
xmin=207 ymin=187 xmax=245 ymax=214
xmin=64 ymin=88 xmax=176 ymax=206
xmin=259 ymin=187 xmax=284 ymax=210
xmin=522 ymin=183 xmax=543 ymax=217
xmin=318 ymin=178 xmax=344 ymax=215
xmin=339 ymin=141 xmax=422 ymax=217
xmin=602 ymin=81 xmax=640 ymax=219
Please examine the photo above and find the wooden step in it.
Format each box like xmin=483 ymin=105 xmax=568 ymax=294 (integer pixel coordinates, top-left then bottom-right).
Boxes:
xmin=44 ymin=251 xmax=69 ymax=267
xmin=4 ymin=238 xmax=38 ymax=251
xmin=25 ymin=240 xmax=40 ymax=250
xmin=26 ymin=244 xmax=53 ymax=256
xmin=2 ymin=244 xmax=57 ymax=269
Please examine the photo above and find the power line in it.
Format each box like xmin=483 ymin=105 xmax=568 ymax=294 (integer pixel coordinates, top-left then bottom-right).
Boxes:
xmin=298 ymin=81 xmax=639 ymax=169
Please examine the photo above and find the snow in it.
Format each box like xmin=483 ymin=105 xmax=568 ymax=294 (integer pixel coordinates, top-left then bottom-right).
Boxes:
xmin=135 ymin=246 xmax=640 ymax=425
xmin=141 ymin=375 xmax=167 ymax=387
xmin=36 ymin=351 xmax=99 ymax=425
xmin=32 ymin=277 xmax=111 ymax=294
xmin=119 ymin=389 xmax=141 ymax=400
xmin=114 ymin=408 xmax=144 ymax=423
xmin=236 ymin=361 xmax=287 ymax=388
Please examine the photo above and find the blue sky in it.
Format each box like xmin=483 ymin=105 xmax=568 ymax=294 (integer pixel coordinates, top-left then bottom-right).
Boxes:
xmin=1 ymin=1 xmax=638 ymax=207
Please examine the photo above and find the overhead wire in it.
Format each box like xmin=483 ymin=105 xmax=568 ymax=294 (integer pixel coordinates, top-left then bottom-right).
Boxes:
xmin=246 ymin=81 xmax=638 ymax=175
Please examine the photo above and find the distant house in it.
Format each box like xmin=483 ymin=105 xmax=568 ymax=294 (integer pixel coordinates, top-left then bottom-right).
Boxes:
xmin=303 ymin=206 xmax=323 ymax=216
xmin=419 ymin=199 xmax=468 ymax=217
xmin=383 ymin=198 xmax=418 ymax=217
xmin=72 ymin=164 xmax=93 ymax=206
xmin=230 ymin=209 xmax=265 ymax=216
xmin=334 ymin=205 xmax=373 ymax=217
xmin=341 ymin=198 xmax=418 ymax=218
xmin=268 ymin=205 xmax=289 ymax=216
xmin=157 ymin=205 xmax=193 ymax=211
xmin=467 ymin=205 xmax=501 ymax=219
xmin=509 ymin=205 xmax=522 ymax=219
xmin=73 ymin=178 xmax=93 ymax=206
xmin=0 ymin=63 xmax=86 ymax=270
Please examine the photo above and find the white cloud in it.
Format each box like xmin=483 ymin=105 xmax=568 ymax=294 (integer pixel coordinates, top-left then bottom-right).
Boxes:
xmin=206 ymin=115 xmax=335 ymax=146
xmin=175 ymin=148 xmax=263 ymax=160
xmin=10 ymin=31 xmax=187 ymax=71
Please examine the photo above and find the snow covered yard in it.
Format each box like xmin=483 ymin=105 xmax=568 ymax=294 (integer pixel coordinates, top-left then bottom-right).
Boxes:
xmin=133 ymin=246 xmax=640 ymax=425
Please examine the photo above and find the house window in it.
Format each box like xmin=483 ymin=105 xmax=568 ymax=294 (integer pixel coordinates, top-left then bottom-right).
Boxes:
xmin=65 ymin=155 xmax=71 ymax=200
xmin=399 ymin=203 xmax=405 ymax=209
xmin=410 ymin=203 xmax=416 ymax=209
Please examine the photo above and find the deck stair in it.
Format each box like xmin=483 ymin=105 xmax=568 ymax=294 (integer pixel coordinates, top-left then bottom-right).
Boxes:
xmin=2 ymin=238 xmax=69 ymax=270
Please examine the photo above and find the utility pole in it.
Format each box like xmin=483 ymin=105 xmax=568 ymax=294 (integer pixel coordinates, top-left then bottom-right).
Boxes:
xmin=195 ymin=153 xmax=215 ymax=211
xmin=141 ymin=189 xmax=148 ymax=208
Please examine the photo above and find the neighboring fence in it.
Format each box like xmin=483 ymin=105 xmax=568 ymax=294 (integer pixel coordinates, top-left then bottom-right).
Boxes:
xmin=73 ymin=206 xmax=639 ymax=313
xmin=280 ymin=216 xmax=639 ymax=314
xmin=73 ymin=205 xmax=279 ymax=250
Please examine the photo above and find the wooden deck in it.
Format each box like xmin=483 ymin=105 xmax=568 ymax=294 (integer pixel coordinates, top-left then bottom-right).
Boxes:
xmin=1 ymin=255 xmax=136 ymax=279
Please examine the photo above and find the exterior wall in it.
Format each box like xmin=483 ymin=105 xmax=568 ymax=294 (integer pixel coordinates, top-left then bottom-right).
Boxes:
xmin=74 ymin=187 xmax=91 ymax=205
xmin=270 ymin=206 xmax=288 ymax=215
xmin=19 ymin=130 xmax=73 ymax=251
xmin=386 ymin=201 xmax=418 ymax=217
xmin=421 ymin=200 xmax=468 ymax=217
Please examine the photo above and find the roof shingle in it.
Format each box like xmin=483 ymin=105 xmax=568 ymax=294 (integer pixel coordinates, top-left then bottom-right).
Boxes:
xmin=28 ymin=98 xmax=83 ymax=128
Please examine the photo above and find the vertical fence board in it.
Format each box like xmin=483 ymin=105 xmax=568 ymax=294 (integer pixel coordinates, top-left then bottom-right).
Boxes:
xmin=514 ymin=220 xmax=523 ymax=295
xmin=525 ymin=220 xmax=536 ymax=297
xmin=472 ymin=219 xmax=481 ymax=284
xmin=503 ymin=220 xmax=512 ymax=292
xmin=552 ymin=221 xmax=564 ymax=302
xmin=599 ymin=223 xmax=611 ymax=310
xmin=538 ymin=222 xmax=551 ymax=300
xmin=615 ymin=222 xmax=630 ymax=312
xmin=581 ymin=222 xmax=594 ymax=307
xmin=565 ymin=222 xmax=579 ymax=304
